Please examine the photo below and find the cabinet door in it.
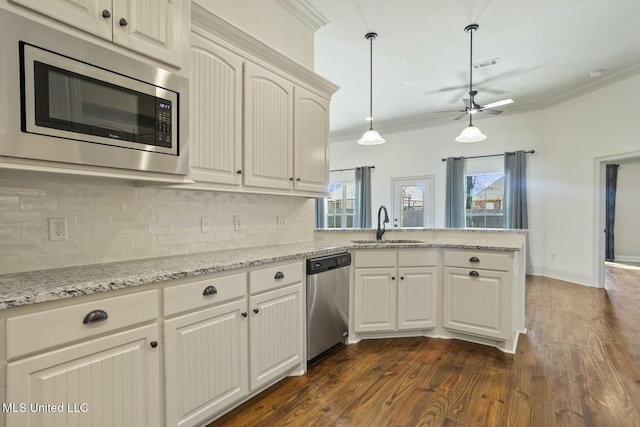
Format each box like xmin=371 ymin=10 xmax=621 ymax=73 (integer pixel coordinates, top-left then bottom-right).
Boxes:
xmin=190 ymin=35 xmax=243 ymax=185
xmin=112 ymin=0 xmax=183 ymax=67
xmin=243 ymin=62 xmax=294 ymax=190
xmin=293 ymin=86 xmax=330 ymax=194
xmin=249 ymin=283 xmax=303 ymax=390
xmin=6 ymin=324 xmax=161 ymax=427
xmin=9 ymin=0 xmax=112 ymax=39
xmin=443 ymin=267 xmax=509 ymax=340
xmin=397 ymin=267 xmax=438 ymax=330
xmin=164 ymin=299 xmax=248 ymax=427
xmin=353 ymin=268 xmax=396 ymax=332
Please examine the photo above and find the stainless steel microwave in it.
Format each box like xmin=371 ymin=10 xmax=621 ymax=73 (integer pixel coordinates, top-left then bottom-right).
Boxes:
xmin=0 ymin=10 xmax=189 ymax=176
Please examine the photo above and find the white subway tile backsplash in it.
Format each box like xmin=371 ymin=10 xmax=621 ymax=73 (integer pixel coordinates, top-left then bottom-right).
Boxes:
xmin=0 ymin=177 xmax=315 ymax=274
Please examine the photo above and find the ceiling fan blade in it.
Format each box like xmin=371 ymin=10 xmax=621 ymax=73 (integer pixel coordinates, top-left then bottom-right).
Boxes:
xmin=483 ymin=99 xmax=514 ymax=109
xmin=434 ymin=109 xmax=466 ymax=113
xmin=454 ymin=113 xmax=468 ymax=120
xmin=480 ymin=109 xmax=503 ymax=115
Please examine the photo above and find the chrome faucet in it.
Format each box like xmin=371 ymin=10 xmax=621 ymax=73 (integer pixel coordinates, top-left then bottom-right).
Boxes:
xmin=376 ymin=205 xmax=389 ymax=240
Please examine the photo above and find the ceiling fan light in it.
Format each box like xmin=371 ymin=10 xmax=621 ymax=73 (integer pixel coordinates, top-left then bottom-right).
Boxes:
xmin=358 ymin=129 xmax=386 ymax=145
xmin=455 ymin=125 xmax=487 ymax=143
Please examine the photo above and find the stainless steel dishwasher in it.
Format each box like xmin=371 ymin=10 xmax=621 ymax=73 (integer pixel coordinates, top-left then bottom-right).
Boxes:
xmin=306 ymin=252 xmax=351 ymax=361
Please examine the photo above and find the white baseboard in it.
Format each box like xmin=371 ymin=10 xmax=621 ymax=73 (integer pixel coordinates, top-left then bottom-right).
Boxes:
xmin=613 ymin=255 xmax=640 ymax=263
xmin=540 ymin=267 xmax=597 ymax=288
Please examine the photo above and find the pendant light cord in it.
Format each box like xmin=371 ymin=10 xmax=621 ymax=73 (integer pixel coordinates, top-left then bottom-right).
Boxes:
xmin=468 ymin=26 xmax=474 ymax=127
xmin=368 ymin=34 xmax=374 ymax=131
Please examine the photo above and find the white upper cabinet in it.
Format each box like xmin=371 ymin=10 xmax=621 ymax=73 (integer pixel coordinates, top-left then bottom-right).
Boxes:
xmin=243 ymin=62 xmax=295 ymax=191
xmin=9 ymin=0 xmax=185 ymax=67
xmin=293 ymin=86 xmax=330 ymax=193
xmin=190 ymin=34 xmax=243 ymax=185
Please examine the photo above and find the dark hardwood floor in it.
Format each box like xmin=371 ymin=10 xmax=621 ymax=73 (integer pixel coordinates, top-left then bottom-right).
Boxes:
xmin=209 ymin=264 xmax=640 ymax=427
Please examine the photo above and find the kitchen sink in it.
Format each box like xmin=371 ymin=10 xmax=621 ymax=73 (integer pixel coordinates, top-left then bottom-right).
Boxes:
xmin=351 ymin=239 xmax=425 ymax=244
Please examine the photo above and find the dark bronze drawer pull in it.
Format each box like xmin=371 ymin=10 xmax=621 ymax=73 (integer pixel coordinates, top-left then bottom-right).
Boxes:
xmin=274 ymin=271 xmax=285 ymax=279
xmin=82 ymin=309 xmax=108 ymax=324
xmin=469 ymin=257 xmax=480 ymax=263
xmin=469 ymin=271 xmax=480 ymax=277
xmin=102 ymin=9 xmax=111 ymax=18
xmin=241 ymin=312 xmax=248 ymax=318
xmin=150 ymin=341 xmax=158 ymax=348
xmin=253 ymin=308 xmax=260 ymax=314
xmin=203 ymin=285 xmax=218 ymax=296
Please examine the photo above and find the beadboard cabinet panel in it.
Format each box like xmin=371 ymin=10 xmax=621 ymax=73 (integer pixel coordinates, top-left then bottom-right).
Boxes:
xmin=293 ymin=86 xmax=330 ymax=193
xmin=243 ymin=62 xmax=294 ymax=191
xmin=190 ymin=35 xmax=243 ymax=185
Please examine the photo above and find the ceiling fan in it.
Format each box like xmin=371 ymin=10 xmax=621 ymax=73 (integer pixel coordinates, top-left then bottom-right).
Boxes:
xmin=435 ymin=24 xmax=513 ymax=122
xmin=435 ymin=91 xmax=513 ymax=120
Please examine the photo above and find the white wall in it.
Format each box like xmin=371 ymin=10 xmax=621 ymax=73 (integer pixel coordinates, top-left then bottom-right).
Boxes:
xmin=542 ymin=74 xmax=640 ymax=285
xmin=612 ymin=158 xmax=640 ymax=262
xmin=194 ymin=0 xmax=315 ymax=68
xmin=330 ymin=73 xmax=640 ymax=286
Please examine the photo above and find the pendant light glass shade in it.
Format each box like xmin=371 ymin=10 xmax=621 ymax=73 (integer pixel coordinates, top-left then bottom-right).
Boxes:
xmin=358 ymin=129 xmax=385 ymax=145
xmin=358 ymin=32 xmax=385 ymax=145
xmin=455 ymin=124 xmax=487 ymax=143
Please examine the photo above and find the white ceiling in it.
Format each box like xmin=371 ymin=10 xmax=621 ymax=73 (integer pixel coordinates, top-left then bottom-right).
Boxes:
xmin=305 ymin=0 xmax=640 ymax=141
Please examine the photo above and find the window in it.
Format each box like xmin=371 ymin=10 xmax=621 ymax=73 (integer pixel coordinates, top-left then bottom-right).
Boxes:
xmin=465 ymin=173 xmax=504 ymax=228
xmin=326 ymin=182 xmax=355 ymax=228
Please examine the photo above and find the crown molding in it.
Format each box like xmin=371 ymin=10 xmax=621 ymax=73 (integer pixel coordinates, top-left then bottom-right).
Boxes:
xmin=275 ymin=0 xmax=329 ymax=32
xmin=191 ymin=3 xmax=338 ymax=96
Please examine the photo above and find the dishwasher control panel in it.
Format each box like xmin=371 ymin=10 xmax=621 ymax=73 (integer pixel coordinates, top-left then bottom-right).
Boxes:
xmin=306 ymin=252 xmax=351 ymax=275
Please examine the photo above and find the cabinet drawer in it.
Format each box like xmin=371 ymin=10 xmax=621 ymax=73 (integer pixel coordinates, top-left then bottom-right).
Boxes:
xmin=444 ymin=250 xmax=510 ymax=271
xmin=353 ymin=250 xmax=396 ymax=268
xmin=249 ymin=261 xmax=303 ymax=295
xmin=398 ymin=249 xmax=438 ymax=267
xmin=163 ymin=272 xmax=247 ymax=317
xmin=7 ymin=290 xmax=158 ymax=360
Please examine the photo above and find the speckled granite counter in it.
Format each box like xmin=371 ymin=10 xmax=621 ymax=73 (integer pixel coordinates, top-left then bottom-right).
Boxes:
xmin=0 ymin=234 xmax=524 ymax=310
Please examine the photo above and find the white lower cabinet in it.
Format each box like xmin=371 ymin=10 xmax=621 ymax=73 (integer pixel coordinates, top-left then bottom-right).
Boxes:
xmin=6 ymin=323 xmax=161 ymax=427
xmin=249 ymin=282 xmax=304 ymax=390
xmin=442 ymin=250 xmax=511 ymax=341
xmin=353 ymin=249 xmax=438 ymax=333
xmin=164 ymin=299 xmax=249 ymax=427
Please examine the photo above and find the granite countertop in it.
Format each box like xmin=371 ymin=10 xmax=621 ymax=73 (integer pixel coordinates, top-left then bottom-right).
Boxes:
xmin=0 ymin=239 xmax=522 ymax=310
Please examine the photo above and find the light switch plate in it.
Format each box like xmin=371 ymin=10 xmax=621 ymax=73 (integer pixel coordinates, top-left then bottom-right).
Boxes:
xmin=277 ymin=216 xmax=288 ymax=230
xmin=234 ymin=215 xmax=244 ymax=231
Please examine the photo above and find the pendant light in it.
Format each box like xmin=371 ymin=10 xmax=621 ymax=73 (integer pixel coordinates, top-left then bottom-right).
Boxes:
xmin=455 ymin=24 xmax=487 ymax=143
xmin=358 ymin=32 xmax=385 ymax=145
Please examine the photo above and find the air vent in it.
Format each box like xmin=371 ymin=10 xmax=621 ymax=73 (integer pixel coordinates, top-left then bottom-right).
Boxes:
xmin=473 ymin=58 xmax=499 ymax=70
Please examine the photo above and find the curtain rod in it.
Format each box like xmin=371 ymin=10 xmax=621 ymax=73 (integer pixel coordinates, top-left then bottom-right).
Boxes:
xmin=441 ymin=150 xmax=535 ymax=162
xmin=330 ymin=166 xmax=376 ymax=172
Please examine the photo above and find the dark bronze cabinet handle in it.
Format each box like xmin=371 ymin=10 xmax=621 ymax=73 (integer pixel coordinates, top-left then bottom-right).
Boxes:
xmin=119 ymin=17 xmax=128 ymax=27
xmin=391 ymin=276 xmax=396 ymax=280
xmin=289 ymin=177 xmax=294 ymax=181
xmin=203 ymin=285 xmax=218 ymax=296
xmin=236 ymin=170 xmax=242 ymax=174
xmin=253 ymin=308 xmax=259 ymax=314
xmin=296 ymin=178 xmax=301 ymax=181
xmin=82 ymin=309 xmax=108 ymax=324
xmin=274 ymin=271 xmax=284 ymax=279
xmin=469 ymin=257 xmax=480 ymax=263
xmin=150 ymin=341 xmax=158 ymax=348
xmin=469 ymin=271 xmax=480 ymax=277
xmin=241 ymin=312 xmax=248 ymax=318
xmin=400 ymin=276 xmax=404 ymax=280
xmin=102 ymin=9 xmax=111 ymax=18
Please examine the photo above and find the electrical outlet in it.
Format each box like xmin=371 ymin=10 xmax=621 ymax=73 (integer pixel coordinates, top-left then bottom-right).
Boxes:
xmin=48 ymin=217 xmax=68 ymax=241
xmin=201 ymin=217 xmax=211 ymax=233
xmin=277 ymin=215 xmax=288 ymax=230
xmin=234 ymin=215 xmax=244 ymax=231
